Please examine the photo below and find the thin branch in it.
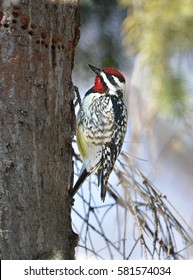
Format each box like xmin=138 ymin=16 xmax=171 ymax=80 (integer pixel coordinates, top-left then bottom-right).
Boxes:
xmin=72 ymin=146 xmax=193 ymax=259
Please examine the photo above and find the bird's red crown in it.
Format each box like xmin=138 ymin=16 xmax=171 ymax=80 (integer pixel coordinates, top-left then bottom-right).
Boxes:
xmin=93 ymin=67 xmax=125 ymax=93
xmin=103 ymin=68 xmax=125 ymax=82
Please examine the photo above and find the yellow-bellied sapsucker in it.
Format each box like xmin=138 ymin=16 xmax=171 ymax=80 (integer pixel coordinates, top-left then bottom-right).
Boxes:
xmin=69 ymin=64 xmax=127 ymax=201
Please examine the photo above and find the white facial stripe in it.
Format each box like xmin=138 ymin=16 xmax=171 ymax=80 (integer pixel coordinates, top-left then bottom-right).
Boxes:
xmin=101 ymin=72 xmax=113 ymax=90
xmin=101 ymin=72 xmax=125 ymax=94
xmin=114 ymin=76 xmax=126 ymax=93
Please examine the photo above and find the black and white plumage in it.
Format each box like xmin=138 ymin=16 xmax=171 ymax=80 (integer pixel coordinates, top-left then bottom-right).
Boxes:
xmin=69 ymin=64 xmax=127 ymax=201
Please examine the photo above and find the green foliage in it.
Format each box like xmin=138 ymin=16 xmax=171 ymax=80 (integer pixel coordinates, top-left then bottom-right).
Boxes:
xmin=119 ymin=0 xmax=193 ymax=118
xmin=155 ymin=72 xmax=189 ymax=118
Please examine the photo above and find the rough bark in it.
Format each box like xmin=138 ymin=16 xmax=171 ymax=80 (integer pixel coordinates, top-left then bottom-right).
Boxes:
xmin=0 ymin=0 xmax=80 ymax=259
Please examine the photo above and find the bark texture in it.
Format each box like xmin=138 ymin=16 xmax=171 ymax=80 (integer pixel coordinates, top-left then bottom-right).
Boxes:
xmin=0 ymin=0 xmax=80 ymax=259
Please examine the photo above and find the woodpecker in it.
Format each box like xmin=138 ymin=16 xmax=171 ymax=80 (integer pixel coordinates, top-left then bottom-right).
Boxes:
xmin=69 ymin=64 xmax=127 ymax=201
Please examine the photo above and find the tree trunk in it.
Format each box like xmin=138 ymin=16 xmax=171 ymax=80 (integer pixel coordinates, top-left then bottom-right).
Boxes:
xmin=0 ymin=0 xmax=80 ymax=259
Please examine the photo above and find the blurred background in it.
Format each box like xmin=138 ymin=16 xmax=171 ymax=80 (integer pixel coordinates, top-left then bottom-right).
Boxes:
xmin=72 ymin=0 xmax=193 ymax=259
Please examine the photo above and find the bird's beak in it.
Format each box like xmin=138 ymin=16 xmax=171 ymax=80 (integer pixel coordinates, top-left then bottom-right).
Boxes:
xmin=88 ymin=64 xmax=102 ymax=76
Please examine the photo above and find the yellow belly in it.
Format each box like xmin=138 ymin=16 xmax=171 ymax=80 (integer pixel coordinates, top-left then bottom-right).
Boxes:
xmin=76 ymin=124 xmax=89 ymax=159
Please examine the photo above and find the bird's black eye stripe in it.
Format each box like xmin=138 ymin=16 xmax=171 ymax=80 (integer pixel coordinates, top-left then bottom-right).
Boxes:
xmin=99 ymin=76 xmax=108 ymax=88
xmin=106 ymin=73 xmax=125 ymax=84
xmin=106 ymin=73 xmax=117 ymax=86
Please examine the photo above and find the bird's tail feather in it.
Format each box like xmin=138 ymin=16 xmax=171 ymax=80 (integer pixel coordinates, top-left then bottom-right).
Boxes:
xmin=68 ymin=168 xmax=90 ymax=198
xmin=98 ymin=168 xmax=106 ymax=202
